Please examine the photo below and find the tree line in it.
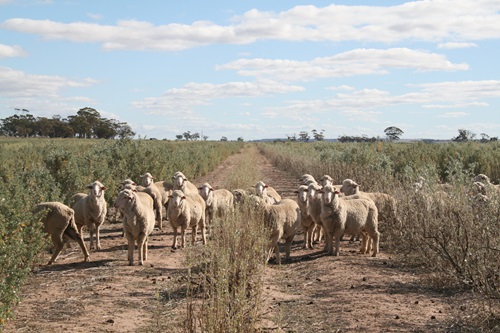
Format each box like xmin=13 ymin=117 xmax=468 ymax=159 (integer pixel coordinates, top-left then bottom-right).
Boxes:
xmin=0 ymin=107 xmax=135 ymax=139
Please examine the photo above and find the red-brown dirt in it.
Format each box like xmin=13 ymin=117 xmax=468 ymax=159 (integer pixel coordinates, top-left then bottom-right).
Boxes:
xmin=3 ymin=148 xmax=481 ymax=332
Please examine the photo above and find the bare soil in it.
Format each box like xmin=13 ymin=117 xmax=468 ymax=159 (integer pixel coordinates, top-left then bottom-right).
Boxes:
xmin=3 ymin=148 xmax=483 ymax=332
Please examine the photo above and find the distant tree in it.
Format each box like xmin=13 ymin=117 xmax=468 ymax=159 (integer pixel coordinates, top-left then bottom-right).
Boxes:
xmin=384 ymin=126 xmax=404 ymax=141
xmin=286 ymin=133 xmax=297 ymax=142
xmin=191 ymin=132 xmax=200 ymax=141
xmin=0 ymin=114 xmax=36 ymax=137
xmin=452 ymin=129 xmax=476 ymax=142
xmin=312 ymin=129 xmax=325 ymax=141
xmin=298 ymin=131 xmax=310 ymax=142
xmin=175 ymin=134 xmax=183 ymax=141
xmin=183 ymin=131 xmax=192 ymax=140
xmin=220 ymin=136 xmax=228 ymax=142
xmin=237 ymin=137 xmax=244 ymax=142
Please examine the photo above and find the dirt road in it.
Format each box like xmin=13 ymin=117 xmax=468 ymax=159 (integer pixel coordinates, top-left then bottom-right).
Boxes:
xmin=3 ymin=148 xmax=467 ymax=332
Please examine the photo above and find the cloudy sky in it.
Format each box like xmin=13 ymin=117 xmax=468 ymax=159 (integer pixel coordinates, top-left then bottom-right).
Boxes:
xmin=1 ymin=0 xmax=500 ymax=140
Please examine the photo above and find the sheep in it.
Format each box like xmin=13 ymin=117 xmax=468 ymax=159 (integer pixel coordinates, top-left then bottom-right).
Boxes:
xmin=172 ymin=171 xmax=199 ymax=196
xmin=114 ymin=189 xmax=155 ymax=265
xmin=320 ymin=184 xmax=380 ymax=257
xmin=140 ymin=172 xmax=167 ymax=230
xmin=72 ymin=180 xmax=108 ymax=250
xmin=339 ymin=178 xmax=398 ymax=231
xmin=255 ymin=181 xmax=281 ymax=204
xmin=299 ymin=174 xmax=317 ymax=185
xmin=319 ymin=174 xmax=343 ymax=191
xmin=294 ymin=185 xmax=316 ymax=249
xmin=34 ymin=202 xmax=90 ymax=265
xmin=473 ymin=174 xmax=500 ymax=194
xmin=307 ymin=182 xmax=326 ymax=245
xmin=253 ymin=196 xmax=301 ymax=264
xmin=167 ymin=190 xmax=206 ymax=249
xmin=198 ymin=182 xmax=234 ymax=227
xmin=69 ymin=192 xmax=87 ymax=207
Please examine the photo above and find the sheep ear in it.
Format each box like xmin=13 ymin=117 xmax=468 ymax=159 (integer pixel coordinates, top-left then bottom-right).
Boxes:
xmin=293 ymin=190 xmax=299 ymax=194
xmin=182 ymin=195 xmax=186 ymax=200
xmin=86 ymin=184 xmax=93 ymax=189
xmin=101 ymin=186 xmax=107 ymax=191
xmin=210 ymin=188 xmax=214 ymax=191
xmin=264 ymin=185 xmax=269 ymax=188
xmin=334 ymin=190 xmax=340 ymax=195
xmin=132 ymin=188 xmax=138 ymax=192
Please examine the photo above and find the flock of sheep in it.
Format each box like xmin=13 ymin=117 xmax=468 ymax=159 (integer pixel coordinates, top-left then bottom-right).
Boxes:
xmin=35 ymin=170 xmax=496 ymax=266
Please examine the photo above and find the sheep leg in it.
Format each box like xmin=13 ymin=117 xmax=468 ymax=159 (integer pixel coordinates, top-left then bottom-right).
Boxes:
xmin=267 ymin=233 xmax=280 ymax=264
xmin=95 ymin=225 xmax=101 ymax=250
xmin=156 ymin=209 xmax=163 ymax=230
xmin=172 ymin=227 xmax=178 ymax=249
xmin=274 ymin=241 xmax=281 ymax=265
xmin=48 ymin=235 xmax=64 ymax=265
xmin=371 ymin=231 xmax=380 ymax=257
xmin=284 ymin=235 xmax=294 ymax=262
xmin=307 ymin=224 xmax=315 ymax=249
xmin=360 ymin=233 xmax=369 ymax=254
xmin=89 ymin=224 xmax=95 ymax=250
xmin=63 ymin=225 xmax=90 ymax=262
xmin=143 ymin=237 xmax=148 ymax=261
xmin=137 ymin=232 xmax=146 ymax=265
xmin=200 ymin=224 xmax=206 ymax=246
xmin=181 ymin=227 xmax=186 ymax=248
xmin=126 ymin=233 xmax=135 ymax=266
xmin=334 ymin=234 xmax=341 ymax=256
xmin=302 ymin=228 xmax=308 ymax=249
xmin=191 ymin=225 xmax=198 ymax=245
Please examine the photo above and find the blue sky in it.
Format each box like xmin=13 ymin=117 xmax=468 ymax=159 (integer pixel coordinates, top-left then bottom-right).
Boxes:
xmin=1 ymin=0 xmax=500 ymax=141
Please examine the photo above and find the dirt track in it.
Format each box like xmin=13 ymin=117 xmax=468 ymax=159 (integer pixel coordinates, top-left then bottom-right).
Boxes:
xmin=3 ymin=148 xmax=468 ymax=332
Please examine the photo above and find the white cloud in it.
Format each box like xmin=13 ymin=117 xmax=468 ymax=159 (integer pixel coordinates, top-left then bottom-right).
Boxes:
xmin=3 ymin=1 xmax=500 ymax=51
xmin=218 ymin=48 xmax=468 ymax=81
xmin=327 ymin=85 xmax=355 ymax=91
xmin=437 ymin=112 xmax=470 ymax=118
xmin=131 ymin=80 xmax=304 ymax=114
xmin=0 ymin=44 xmax=27 ymax=58
xmin=438 ymin=42 xmax=478 ymax=49
xmin=0 ymin=67 xmax=97 ymax=98
xmin=87 ymin=13 xmax=102 ymax=20
xmin=263 ymin=80 xmax=500 ymax=121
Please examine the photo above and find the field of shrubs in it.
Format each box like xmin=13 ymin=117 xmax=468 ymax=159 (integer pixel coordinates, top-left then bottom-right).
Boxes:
xmin=0 ymin=138 xmax=243 ymax=327
xmin=258 ymin=141 xmax=500 ymax=304
xmin=1 ymin=138 xmax=499 ymax=331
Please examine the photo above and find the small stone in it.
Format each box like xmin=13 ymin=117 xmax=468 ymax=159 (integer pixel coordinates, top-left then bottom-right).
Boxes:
xmin=308 ymin=301 xmax=314 ymax=305
xmin=316 ymin=278 xmax=322 ymax=282
xmin=414 ymin=301 xmax=419 ymax=304
xmin=431 ymin=316 xmax=436 ymax=320
xmin=362 ymin=277 xmax=367 ymax=281
xmin=106 ymin=319 xmax=114 ymax=324
xmin=350 ymin=285 xmax=355 ymax=289
xmin=395 ymin=315 xmax=400 ymax=319
xmin=460 ymin=305 xmax=466 ymax=311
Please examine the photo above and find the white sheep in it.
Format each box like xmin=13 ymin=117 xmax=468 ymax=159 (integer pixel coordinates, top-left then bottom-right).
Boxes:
xmin=34 ymin=202 xmax=90 ymax=265
xmin=255 ymin=181 xmax=281 ymax=204
xmin=253 ymin=196 xmax=301 ymax=264
xmin=198 ymin=182 xmax=234 ymax=227
xmin=299 ymin=174 xmax=317 ymax=185
xmin=340 ymin=178 xmax=398 ymax=229
xmin=72 ymin=180 xmax=108 ymax=250
xmin=172 ymin=171 xmax=199 ymax=196
xmin=69 ymin=192 xmax=87 ymax=207
xmin=114 ymin=189 xmax=155 ymax=265
xmin=294 ymin=185 xmax=316 ymax=249
xmin=319 ymin=174 xmax=343 ymax=191
xmin=320 ymin=184 xmax=380 ymax=257
xmin=167 ymin=190 xmax=206 ymax=249
xmin=473 ymin=174 xmax=500 ymax=194
xmin=307 ymin=182 xmax=326 ymax=245
xmin=141 ymin=172 xmax=168 ymax=230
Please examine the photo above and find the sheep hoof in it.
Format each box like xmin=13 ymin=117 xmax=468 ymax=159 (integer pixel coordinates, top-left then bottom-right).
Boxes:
xmin=172 ymin=246 xmax=177 ymax=250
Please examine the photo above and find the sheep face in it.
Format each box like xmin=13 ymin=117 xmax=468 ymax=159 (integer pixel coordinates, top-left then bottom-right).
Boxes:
xmin=198 ymin=183 xmax=213 ymax=201
xmin=321 ymin=185 xmax=338 ymax=205
xmin=340 ymin=179 xmax=358 ymax=195
xmin=320 ymin=175 xmax=333 ymax=187
xmin=170 ymin=190 xmax=186 ymax=208
xmin=114 ymin=189 xmax=134 ymax=210
xmin=474 ymin=174 xmax=490 ymax=183
xmin=173 ymin=174 xmax=186 ymax=188
xmin=255 ymin=181 xmax=268 ymax=197
xmin=88 ymin=181 xmax=106 ymax=198
xmin=141 ymin=173 xmax=154 ymax=187
xmin=296 ymin=185 xmax=308 ymax=203
xmin=307 ymin=183 xmax=321 ymax=200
